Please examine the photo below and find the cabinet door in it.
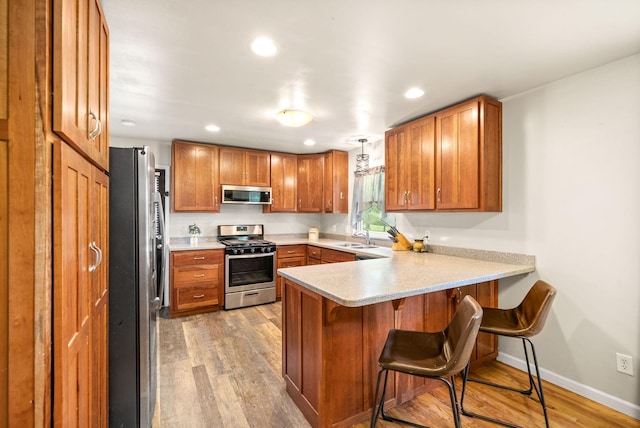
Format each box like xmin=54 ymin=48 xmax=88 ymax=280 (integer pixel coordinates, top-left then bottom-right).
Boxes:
xmin=324 ymin=150 xmax=348 ymax=213
xmin=297 ymin=154 xmax=324 ymax=212
xmin=474 ymin=281 xmax=498 ymax=362
xmin=90 ymin=166 xmax=109 ymax=427
xmin=171 ymin=141 xmax=219 ymax=212
xmin=53 ymin=0 xmax=109 ymax=171
xmin=245 ymin=150 xmax=271 ymax=186
xmin=219 ymin=147 xmax=245 ymax=185
xmin=385 ymin=128 xmax=411 ymax=211
xmin=53 ymin=141 xmax=93 ymax=428
xmin=406 ymin=117 xmax=436 ymax=210
xmin=268 ymin=153 xmax=297 ymax=212
xmin=436 ymin=99 xmax=480 ymax=210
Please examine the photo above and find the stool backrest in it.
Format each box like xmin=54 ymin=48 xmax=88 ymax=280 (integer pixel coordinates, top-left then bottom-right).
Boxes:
xmin=517 ymin=280 xmax=557 ymax=337
xmin=444 ymin=295 xmax=483 ymax=375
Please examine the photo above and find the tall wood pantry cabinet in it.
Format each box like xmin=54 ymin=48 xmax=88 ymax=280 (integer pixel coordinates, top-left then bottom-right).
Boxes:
xmin=52 ymin=0 xmax=111 ymax=425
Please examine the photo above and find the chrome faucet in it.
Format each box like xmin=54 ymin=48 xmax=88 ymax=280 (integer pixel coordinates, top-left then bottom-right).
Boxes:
xmin=353 ymin=230 xmax=372 ymax=245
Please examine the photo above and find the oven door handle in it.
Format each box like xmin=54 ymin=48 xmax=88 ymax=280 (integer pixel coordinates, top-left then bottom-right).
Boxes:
xmin=226 ymin=252 xmax=275 ymax=260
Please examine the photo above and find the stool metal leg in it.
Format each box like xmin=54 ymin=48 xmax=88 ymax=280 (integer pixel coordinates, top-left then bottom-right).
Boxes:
xmin=460 ymin=337 xmax=550 ymax=428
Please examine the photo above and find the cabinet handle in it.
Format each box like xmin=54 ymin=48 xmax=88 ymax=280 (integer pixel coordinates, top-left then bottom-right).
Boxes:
xmin=298 ymin=199 xmax=302 ymax=208
xmin=214 ymin=195 xmax=218 ymax=206
xmin=402 ymin=191 xmax=408 ymax=205
xmin=287 ymin=250 xmax=295 ymax=254
xmin=88 ymin=109 xmax=102 ymax=140
xmin=327 ymin=199 xmax=332 ymax=206
xmin=193 ymin=256 xmax=205 ymax=260
xmin=339 ymin=192 xmax=344 ymax=200
xmin=88 ymin=241 xmax=102 ymax=272
xmin=437 ymin=187 xmax=441 ymax=202
xmin=456 ymin=287 xmax=462 ymax=304
xmin=193 ymin=294 xmax=205 ymax=299
xmin=406 ymin=190 xmax=411 ymax=205
xmin=193 ymin=274 xmax=206 ymax=278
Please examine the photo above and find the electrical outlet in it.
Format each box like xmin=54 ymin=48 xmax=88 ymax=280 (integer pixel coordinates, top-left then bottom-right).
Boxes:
xmin=424 ymin=230 xmax=431 ymax=241
xmin=616 ymin=353 xmax=634 ymax=376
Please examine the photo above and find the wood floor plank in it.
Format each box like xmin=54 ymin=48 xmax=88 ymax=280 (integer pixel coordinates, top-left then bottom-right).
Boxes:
xmin=155 ymin=303 xmax=639 ymax=428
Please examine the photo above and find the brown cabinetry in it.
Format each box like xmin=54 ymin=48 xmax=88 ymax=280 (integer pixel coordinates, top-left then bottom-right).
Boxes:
xmin=436 ymin=96 xmax=502 ymax=211
xmin=266 ymin=152 xmax=297 ymax=213
xmin=169 ymin=249 xmax=224 ymax=317
xmin=385 ymin=96 xmax=502 ymax=212
xmin=297 ymin=154 xmax=324 ymax=212
xmin=307 ymin=245 xmax=356 ymax=264
xmin=385 ymin=115 xmax=436 ymax=211
xmin=276 ymin=245 xmax=306 ymax=299
xmin=53 ymin=141 xmax=109 ymax=427
xmin=323 ymin=150 xmax=349 ymax=213
xmin=171 ymin=140 xmax=220 ymax=212
xmin=53 ymin=0 xmax=110 ymax=171
xmin=219 ymin=147 xmax=271 ymax=186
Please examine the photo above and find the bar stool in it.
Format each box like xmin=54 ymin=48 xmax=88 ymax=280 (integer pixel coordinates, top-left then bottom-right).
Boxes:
xmin=370 ymin=295 xmax=483 ymax=428
xmin=460 ymin=280 xmax=557 ymax=428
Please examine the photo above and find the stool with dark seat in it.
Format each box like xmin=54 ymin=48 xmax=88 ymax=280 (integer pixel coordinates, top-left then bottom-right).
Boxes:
xmin=460 ymin=279 xmax=557 ymax=428
xmin=370 ymin=295 xmax=483 ymax=428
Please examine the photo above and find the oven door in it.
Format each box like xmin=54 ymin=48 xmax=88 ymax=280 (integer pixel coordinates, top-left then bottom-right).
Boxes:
xmin=225 ymin=252 xmax=276 ymax=293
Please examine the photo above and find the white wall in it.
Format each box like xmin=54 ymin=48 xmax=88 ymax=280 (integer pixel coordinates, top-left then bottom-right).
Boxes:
xmin=110 ymin=53 xmax=640 ymax=413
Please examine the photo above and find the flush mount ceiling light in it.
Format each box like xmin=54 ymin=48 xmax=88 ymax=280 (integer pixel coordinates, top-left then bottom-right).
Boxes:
xmin=275 ymin=109 xmax=313 ymax=127
xmin=404 ymin=87 xmax=425 ymax=99
xmin=303 ymin=139 xmax=316 ymax=146
xmin=121 ymin=119 xmax=136 ymax=127
xmin=251 ymin=37 xmax=278 ymax=57
xmin=205 ymin=124 xmax=220 ymax=132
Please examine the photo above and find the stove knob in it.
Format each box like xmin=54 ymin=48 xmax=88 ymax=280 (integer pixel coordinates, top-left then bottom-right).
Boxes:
xmin=261 ymin=246 xmax=267 ymax=253
xmin=250 ymin=247 xmax=256 ymax=254
xmin=232 ymin=248 xmax=239 ymax=255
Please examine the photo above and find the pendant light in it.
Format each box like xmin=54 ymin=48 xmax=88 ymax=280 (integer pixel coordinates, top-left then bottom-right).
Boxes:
xmin=356 ymin=138 xmax=369 ymax=173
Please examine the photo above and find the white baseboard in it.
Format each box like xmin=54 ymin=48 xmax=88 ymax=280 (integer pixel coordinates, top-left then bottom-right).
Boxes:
xmin=497 ymin=352 xmax=640 ymax=420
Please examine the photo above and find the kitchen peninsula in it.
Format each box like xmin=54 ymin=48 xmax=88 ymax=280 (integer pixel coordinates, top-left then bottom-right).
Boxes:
xmin=277 ymin=243 xmax=535 ymax=428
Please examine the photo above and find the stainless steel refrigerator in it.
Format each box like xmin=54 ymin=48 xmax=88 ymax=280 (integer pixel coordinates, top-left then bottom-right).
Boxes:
xmin=109 ymin=146 xmax=165 ymax=427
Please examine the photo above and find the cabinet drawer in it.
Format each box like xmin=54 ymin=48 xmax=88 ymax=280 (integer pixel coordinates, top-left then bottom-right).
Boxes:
xmin=307 ymin=245 xmax=322 ymax=260
xmin=278 ymin=256 xmax=305 ymax=269
xmin=172 ymin=249 xmax=223 ymax=266
xmin=175 ymin=286 xmax=219 ymax=311
xmin=173 ymin=265 xmax=219 ymax=286
xmin=322 ymin=248 xmax=356 ymax=263
xmin=277 ymin=245 xmax=306 ymax=259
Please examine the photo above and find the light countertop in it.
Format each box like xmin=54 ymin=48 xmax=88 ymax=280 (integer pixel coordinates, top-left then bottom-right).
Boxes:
xmin=277 ymin=239 xmax=535 ymax=307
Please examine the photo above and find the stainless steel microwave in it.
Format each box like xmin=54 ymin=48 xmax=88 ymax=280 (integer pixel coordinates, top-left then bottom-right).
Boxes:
xmin=221 ymin=185 xmax=272 ymax=205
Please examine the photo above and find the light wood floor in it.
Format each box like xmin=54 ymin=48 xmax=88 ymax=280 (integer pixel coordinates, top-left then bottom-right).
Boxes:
xmin=153 ymin=302 xmax=639 ymax=428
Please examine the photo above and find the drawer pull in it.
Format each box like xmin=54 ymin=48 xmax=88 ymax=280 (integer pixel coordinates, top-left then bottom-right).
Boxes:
xmin=193 ymin=294 xmax=205 ymax=299
xmin=287 ymin=250 xmax=295 ymax=254
xmin=193 ymin=256 xmax=205 ymax=260
xmin=193 ymin=274 xmax=206 ymax=278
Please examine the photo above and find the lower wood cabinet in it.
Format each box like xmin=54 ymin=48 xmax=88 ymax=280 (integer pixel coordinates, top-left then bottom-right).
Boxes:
xmin=307 ymin=245 xmax=356 ymax=264
xmin=169 ymin=249 xmax=224 ymax=317
xmin=276 ymin=245 xmax=307 ymax=299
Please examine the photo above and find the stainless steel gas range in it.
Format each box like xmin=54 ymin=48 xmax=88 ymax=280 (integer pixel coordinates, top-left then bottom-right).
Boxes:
xmin=218 ymin=224 xmax=277 ymax=310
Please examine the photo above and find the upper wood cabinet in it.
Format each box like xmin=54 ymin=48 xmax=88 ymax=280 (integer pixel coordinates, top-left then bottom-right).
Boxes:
xmin=297 ymin=154 xmax=324 ymax=213
xmin=323 ymin=150 xmax=349 ymax=213
xmin=385 ymin=115 xmax=436 ymax=211
xmin=53 ymin=0 xmax=110 ymax=171
xmin=171 ymin=140 xmax=220 ymax=212
xmin=219 ymin=147 xmax=271 ymax=186
xmin=385 ymin=95 xmax=502 ymax=212
xmin=266 ymin=152 xmax=297 ymax=213
xmin=436 ymin=96 xmax=502 ymax=211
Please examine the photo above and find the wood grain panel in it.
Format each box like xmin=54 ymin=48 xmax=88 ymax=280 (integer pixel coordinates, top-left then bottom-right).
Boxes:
xmin=407 ymin=116 xmax=436 ymax=209
xmin=297 ymin=154 xmax=324 ymax=212
xmin=171 ymin=141 xmax=219 ymax=212
xmin=301 ymin=291 xmax=321 ymax=411
xmin=218 ymin=146 xmax=245 ymax=185
xmin=172 ymin=249 xmax=222 ymax=266
xmin=0 ymin=140 xmax=7 ymax=425
xmin=0 ymin=0 xmax=6 ymax=121
xmin=173 ymin=265 xmax=219 ymax=285
xmin=244 ymin=149 xmax=270 ymax=186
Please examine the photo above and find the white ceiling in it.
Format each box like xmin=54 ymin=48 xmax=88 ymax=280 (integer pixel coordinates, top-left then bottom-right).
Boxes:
xmin=101 ymin=0 xmax=640 ymax=154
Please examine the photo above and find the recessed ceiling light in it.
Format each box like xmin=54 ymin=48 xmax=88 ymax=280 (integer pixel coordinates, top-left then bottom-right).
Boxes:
xmin=404 ymin=87 xmax=424 ymax=99
xmin=205 ymin=124 xmax=220 ymax=132
xmin=303 ymin=139 xmax=316 ymax=146
xmin=121 ymin=119 xmax=136 ymax=127
xmin=251 ymin=37 xmax=278 ymax=57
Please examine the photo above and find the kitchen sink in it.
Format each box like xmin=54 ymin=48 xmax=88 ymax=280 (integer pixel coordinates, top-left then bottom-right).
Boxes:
xmin=334 ymin=242 xmax=378 ymax=249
